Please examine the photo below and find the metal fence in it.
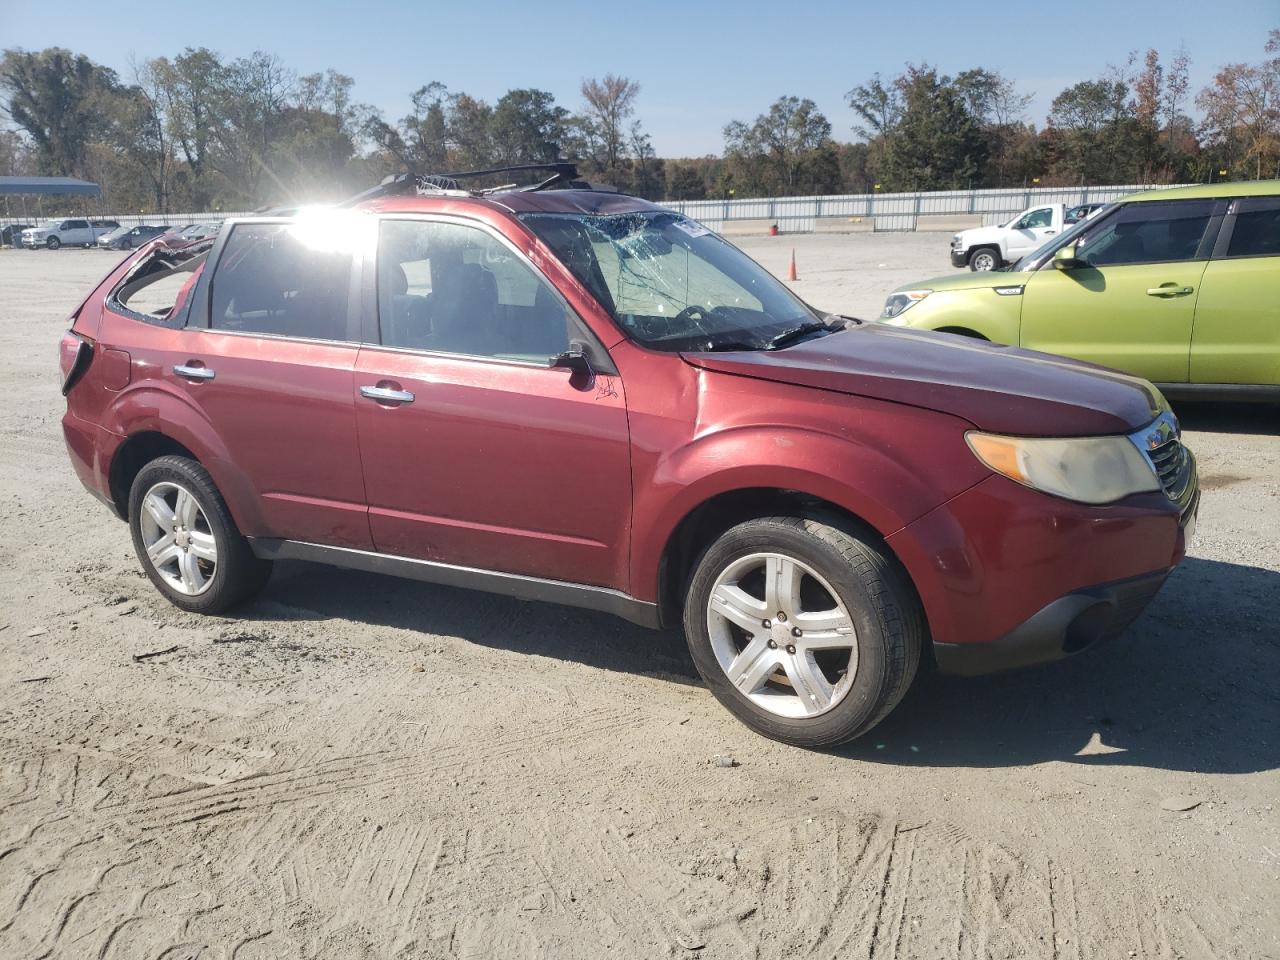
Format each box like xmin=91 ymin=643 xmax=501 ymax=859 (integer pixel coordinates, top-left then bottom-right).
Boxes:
xmin=660 ymin=184 xmax=1192 ymax=233
xmin=1 ymin=211 xmax=251 ymax=231
xmin=3 ymin=185 xmax=1194 ymax=236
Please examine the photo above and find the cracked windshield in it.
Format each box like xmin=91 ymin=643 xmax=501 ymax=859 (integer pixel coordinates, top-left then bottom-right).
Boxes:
xmin=521 ymin=211 xmax=823 ymax=352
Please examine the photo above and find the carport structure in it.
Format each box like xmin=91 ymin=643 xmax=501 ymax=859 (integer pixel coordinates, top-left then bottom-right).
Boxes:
xmin=0 ymin=176 xmax=103 ymax=221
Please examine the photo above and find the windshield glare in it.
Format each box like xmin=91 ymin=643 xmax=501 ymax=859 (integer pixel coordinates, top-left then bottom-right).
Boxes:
xmin=519 ymin=211 xmax=819 ymax=351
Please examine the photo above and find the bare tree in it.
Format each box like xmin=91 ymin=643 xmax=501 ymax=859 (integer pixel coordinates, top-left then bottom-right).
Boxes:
xmin=579 ymin=74 xmax=639 ymax=171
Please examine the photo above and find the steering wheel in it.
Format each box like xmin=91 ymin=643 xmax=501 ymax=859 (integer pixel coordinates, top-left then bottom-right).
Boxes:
xmin=674 ymin=304 xmax=709 ymax=323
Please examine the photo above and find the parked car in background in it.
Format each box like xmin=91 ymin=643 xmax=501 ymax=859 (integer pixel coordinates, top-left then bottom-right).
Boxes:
xmin=59 ymin=167 xmax=1198 ymax=747
xmin=950 ymin=203 xmax=1075 ymax=271
xmin=97 ymin=224 xmax=171 ymax=250
xmin=1 ymin=223 xmax=34 ymax=247
xmin=173 ymin=222 xmax=221 ymax=242
xmin=21 ymin=218 xmax=117 ymax=249
xmin=1065 ymin=202 xmax=1105 ymax=224
xmin=884 ymin=181 xmax=1280 ymax=400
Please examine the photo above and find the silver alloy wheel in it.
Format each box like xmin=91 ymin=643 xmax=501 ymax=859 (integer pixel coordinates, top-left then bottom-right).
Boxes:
xmin=706 ymin=552 xmax=857 ymax=719
xmin=138 ymin=481 xmax=218 ymax=596
xmin=970 ymin=249 xmax=996 ymax=271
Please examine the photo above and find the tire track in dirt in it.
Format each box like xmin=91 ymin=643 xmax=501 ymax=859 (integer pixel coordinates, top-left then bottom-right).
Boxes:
xmin=107 ymin=705 xmax=643 ymax=832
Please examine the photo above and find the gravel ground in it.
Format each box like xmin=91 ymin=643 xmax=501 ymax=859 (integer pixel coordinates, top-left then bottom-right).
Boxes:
xmin=1 ymin=240 xmax=1277 ymax=960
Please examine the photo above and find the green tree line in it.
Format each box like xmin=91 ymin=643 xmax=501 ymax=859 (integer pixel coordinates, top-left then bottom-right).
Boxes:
xmin=1 ymin=33 xmax=1276 ymax=214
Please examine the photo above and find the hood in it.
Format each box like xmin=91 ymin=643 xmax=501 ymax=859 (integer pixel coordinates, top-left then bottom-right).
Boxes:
xmin=956 ymin=224 xmax=1007 ymax=245
xmin=682 ymin=324 xmax=1166 ymax=437
xmin=894 ymin=270 xmax=1027 ymax=296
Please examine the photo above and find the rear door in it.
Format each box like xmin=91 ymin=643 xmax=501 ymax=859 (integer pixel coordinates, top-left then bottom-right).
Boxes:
xmin=1019 ymin=200 xmax=1218 ymax=383
xmin=1190 ymin=195 xmax=1280 ymax=387
xmin=164 ymin=218 xmax=373 ymax=548
xmin=353 ymin=215 xmax=632 ymax=589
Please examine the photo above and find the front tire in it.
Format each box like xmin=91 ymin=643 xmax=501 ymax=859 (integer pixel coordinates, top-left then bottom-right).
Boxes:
xmin=683 ymin=516 xmax=923 ymax=747
xmin=46 ymin=236 xmax=61 ymax=250
xmin=968 ymin=246 xmax=999 ymax=271
xmin=128 ymin=455 xmax=271 ymax=614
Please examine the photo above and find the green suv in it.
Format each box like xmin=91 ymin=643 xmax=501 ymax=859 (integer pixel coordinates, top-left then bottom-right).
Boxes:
xmin=882 ymin=182 xmax=1280 ymax=399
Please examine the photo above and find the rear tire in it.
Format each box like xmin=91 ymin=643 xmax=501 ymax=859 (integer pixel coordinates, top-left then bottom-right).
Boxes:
xmin=682 ymin=515 xmax=923 ymax=747
xmin=128 ymin=455 xmax=271 ymax=614
xmin=968 ymin=246 xmax=999 ymax=271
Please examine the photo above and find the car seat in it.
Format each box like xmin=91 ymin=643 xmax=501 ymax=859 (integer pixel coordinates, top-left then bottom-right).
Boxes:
xmin=431 ymin=260 xmax=500 ymax=356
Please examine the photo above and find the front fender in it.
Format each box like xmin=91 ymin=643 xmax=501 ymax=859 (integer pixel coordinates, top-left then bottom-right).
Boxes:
xmin=903 ymin=287 xmax=1023 ymax=344
xmin=101 ymin=381 xmax=267 ymax=534
xmin=630 ymin=415 xmax=986 ymax=603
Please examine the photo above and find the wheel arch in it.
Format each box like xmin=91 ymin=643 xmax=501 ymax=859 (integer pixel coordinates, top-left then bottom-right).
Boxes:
xmin=108 ymin=431 xmax=200 ymax=519
xmin=934 ymin=326 xmax=990 ymax=340
xmin=654 ymin=486 xmax=920 ymax=631
xmin=968 ymin=244 xmax=1002 ymax=268
xmin=101 ymin=385 xmax=266 ymax=534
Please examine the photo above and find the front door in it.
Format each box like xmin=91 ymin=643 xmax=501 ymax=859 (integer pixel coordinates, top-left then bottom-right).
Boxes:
xmin=1019 ymin=199 xmax=1217 ymax=384
xmin=354 ymin=216 xmax=632 ymax=590
xmin=1006 ymin=207 xmax=1057 ymax=260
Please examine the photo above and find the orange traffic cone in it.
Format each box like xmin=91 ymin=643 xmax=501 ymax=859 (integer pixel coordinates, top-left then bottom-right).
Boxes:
xmin=787 ymin=248 xmax=798 ymax=281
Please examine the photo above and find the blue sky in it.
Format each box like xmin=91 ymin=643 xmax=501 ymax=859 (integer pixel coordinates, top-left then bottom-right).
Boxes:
xmin=1 ymin=0 xmax=1273 ymax=156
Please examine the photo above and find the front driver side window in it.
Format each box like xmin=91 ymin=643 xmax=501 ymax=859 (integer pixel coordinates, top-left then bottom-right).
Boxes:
xmin=1019 ymin=208 xmax=1053 ymax=230
xmin=1075 ymin=200 xmax=1215 ymax=267
xmin=377 ymin=219 xmax=573 ymax=363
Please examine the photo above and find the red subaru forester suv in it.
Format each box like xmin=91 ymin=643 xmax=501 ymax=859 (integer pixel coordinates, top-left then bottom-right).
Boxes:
xmin=60 ymin=165 xmax=1198 ymax=746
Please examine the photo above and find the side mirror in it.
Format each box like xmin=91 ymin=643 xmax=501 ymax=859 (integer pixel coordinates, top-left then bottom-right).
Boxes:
xmin=1054 ymin=243 xmax=1083 ymax=270
xmin=551 ymin=340 xmax=595 ymax=388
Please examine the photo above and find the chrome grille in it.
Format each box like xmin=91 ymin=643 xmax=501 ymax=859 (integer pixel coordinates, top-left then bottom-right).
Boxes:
xmin=1128 ymin=411 xmax=1197 ymax=519
xmin=1149 ymin=436 xmax=1191 ymax=501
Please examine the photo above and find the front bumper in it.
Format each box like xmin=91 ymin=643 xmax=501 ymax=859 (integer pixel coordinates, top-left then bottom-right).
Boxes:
xmin=950 ymin=248 xmax=967 ymax=268
xmin=932 ymin=569 xmax=1171 ymax=676
xmin=887 ymin=465 xmax=1197 ymax=676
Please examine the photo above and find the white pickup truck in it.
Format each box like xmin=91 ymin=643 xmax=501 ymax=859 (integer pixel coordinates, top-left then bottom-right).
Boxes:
xmin=949 ymin=202 xmax=1103 ymax=271
xmin=20 ymin=218 xmax=119 ymax=250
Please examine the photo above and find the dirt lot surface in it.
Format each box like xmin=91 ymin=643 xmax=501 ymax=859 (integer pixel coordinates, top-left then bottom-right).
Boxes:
xmin=2 ymin=239 xmax=1277 ymax=959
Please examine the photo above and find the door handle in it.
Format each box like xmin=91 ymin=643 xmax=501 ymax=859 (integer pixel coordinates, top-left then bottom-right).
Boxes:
xmin=1045 ymin=230 xmax=1056 ymax=235
xmin=360 ymin=385 xmax=415 ymax=404
xmin=174 ymin=363 xmax=215 ymax=381
xmin=1146 ymin=285 xmax=1194 ymax=298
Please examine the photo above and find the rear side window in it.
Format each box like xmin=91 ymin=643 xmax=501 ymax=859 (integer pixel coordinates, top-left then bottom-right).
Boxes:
xmin=210 ymin=223 xmax=356 ymax=341
xmin=1076 ymin=200 xmax=1215 ymax=267
xmin=1225 ymin=200 xmax=1280 ymax=258
xmin=376 ymin=219 xmax=572 ymax=362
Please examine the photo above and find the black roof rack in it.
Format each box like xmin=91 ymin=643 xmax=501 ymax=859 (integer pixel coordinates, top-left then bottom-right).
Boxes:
xmin=339 ymin=161 xmax=600 ymax=207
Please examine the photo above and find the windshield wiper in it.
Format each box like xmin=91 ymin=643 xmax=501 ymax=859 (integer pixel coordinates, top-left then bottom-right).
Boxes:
xmin=766 ymin=321 xmax=835 ymax=350
xmin=698 ymin=338 xmax=767 ymax=352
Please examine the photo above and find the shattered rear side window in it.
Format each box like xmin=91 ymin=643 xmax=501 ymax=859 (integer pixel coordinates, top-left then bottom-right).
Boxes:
xmin=109 ymin=243 xmax=212 ymax=326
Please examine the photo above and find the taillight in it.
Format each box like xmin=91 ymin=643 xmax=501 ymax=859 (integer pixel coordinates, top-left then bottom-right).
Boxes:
xmin=59 ymin=330 xmax=94 ymax=396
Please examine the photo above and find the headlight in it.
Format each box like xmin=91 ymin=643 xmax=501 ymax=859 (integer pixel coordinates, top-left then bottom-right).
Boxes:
xmin=881 ymin=289 xmax=931 ymax=320
xmin=966 ymin=431 xmax=1160 ymax=504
